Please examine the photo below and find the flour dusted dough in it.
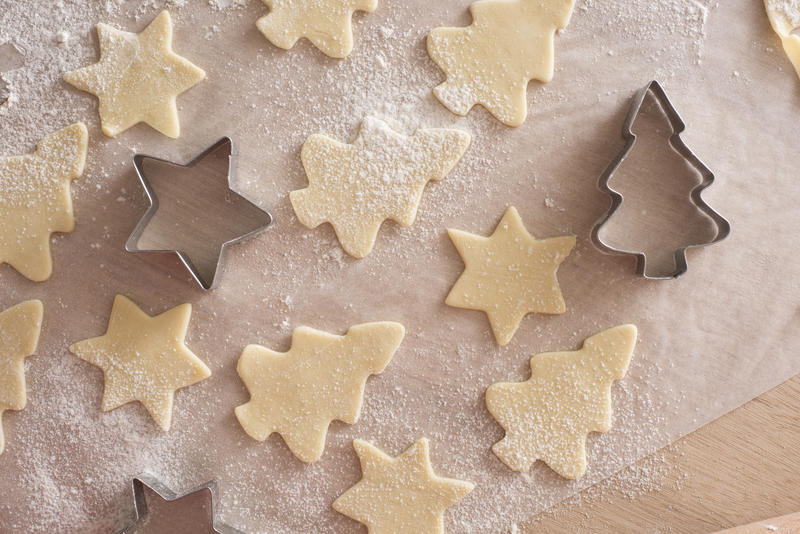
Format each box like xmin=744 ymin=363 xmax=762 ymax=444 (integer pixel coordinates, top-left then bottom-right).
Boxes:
xmin=427 ymin=0 xmax=576 ymax=126
xmin=446 ymin=206 xmax=575 ymax=346
xmin=290 ymin=117 xmax=471 ymax=258
xmin=69 ymin=295 xmax=211 ymax=431
xmin=0 ymin=300 xmax=43 ymax=455
xmin=764 ymin=0 xmax=800 ymax=78
xmin=333 ymin=438 xmax=474 ymax=534
xmin=486 ymin=325 xmax=637 ymax=479
xmin=0 ymin=123 xmax=87 ymax=282
xmin=257 ymin=0 xmax=378 ymax=58
xmin=235 ymin=322 xmax=404 ymax=463
xmin=63 ymin=11 xmax=205 ymax=138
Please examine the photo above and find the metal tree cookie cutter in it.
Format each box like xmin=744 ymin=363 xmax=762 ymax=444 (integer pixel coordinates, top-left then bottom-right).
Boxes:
xmin=117 ymin=473 xmax=243 ymax=534
xmin=591 ymin=80 xmax=731 ymax=279
xmin=125 ymin=137 xmax=273 ymax=290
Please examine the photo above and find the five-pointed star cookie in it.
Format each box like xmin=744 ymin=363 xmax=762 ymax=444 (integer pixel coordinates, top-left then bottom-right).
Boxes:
xmin=0 ymin=123 xmax=88 ymax=281
xmin=64 ymin=10 xmax=205 ymax=138
xmin=256 ymin=0 xmax=378 ymax=58
xmin=235 ymin=322 xmax=404 ymax=463
xmin=290 ymin=117 xmax=471 ymax=258
xmin=333 ymin=438 xmax=474 ymax=533
xmin=446 ymin=206 xmax=575 ymax=346
xmin=0 ymin=300 xmax=43 ymax=454
xmin=486 ymin=325 xmax=637 ymax=479
xmin=427 ymin=0 xmax=576 ymax=126
xmin=69 ymin=295 xmax=211 ymax=431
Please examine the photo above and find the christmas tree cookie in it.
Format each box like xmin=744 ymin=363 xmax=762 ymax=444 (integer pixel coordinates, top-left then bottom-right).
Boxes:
xmin=486 ymin=324 xmax=637 ymax=479
xmin=235 ymin=322 xmax=404 ymax=462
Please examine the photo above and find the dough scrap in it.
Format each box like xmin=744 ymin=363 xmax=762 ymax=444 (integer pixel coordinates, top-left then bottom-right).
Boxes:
xmin=235 ymin=322 xmax=404 ymax=463
xmin=486 ymin=324 xmax=637 ymax=479
xmin=764 ymin=0 xmax=800 ymax=78
xmin=291 ymin=117 xmax=471 ymax=258
xmin=333 ymin=438 xmax=474 ymax=533
xmin=0 ymin=300 xmax=43 ymax=455
xmin=257 ymin=0 xmax=378 ymax=58
xmin=427 ymin=0 xmax=576 ymax=126
xmin=446 ymin=206 xmax=575 ymax=346
xmin=63 ymin=11 xmax=205 ymax=138
xmin=0 ymin=123 xmax=88 ymax=282
xmin=69 ymin=295 xmax=211 ymax=431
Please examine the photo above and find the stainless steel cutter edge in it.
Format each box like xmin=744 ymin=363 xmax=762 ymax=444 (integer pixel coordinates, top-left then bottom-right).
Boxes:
xmin=590 ymin=80 xmax=731 ymax=279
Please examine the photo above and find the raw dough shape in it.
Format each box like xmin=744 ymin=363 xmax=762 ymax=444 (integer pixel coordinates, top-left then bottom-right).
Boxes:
xmin=0 ymin=123 xmax=88 ymax=282
xmin=69 ymin=295 xmax=211 ymax=431
xmin=427 ymin=0 xmax=576 ymax=126
xmin=290 ymin=117 xmax=471 ymax=258
xmin=486 ymin=324 xmax=637 ymax=479
xmin=235 ymin=322 xmax=404 ymax=463
xmin=333 ymin=438 xmax=474 ymax=533
xmin=0 ymin=300 xmax=43 ymax=455
xmin=764 ymin=0 xmax=800 ymax=79
xmin=446 ymin=206 xmax=575 ymax=346
xmin=63 ymin=10 xmax=205 ymax=138
xmin=256 ymin=0 xmax=378 ymax=58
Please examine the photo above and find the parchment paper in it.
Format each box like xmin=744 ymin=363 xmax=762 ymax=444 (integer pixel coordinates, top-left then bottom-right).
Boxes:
xmin=1 ymin=0 xmax=799 ymax=532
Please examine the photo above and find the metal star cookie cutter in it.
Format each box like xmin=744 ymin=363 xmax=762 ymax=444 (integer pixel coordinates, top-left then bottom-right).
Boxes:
xmin=590 ymin=80 xmax=731 ymax=279
xmin=125 ymin=137 xmax=273 ymax=290
xmin=117 ymin=473 xmax=243 ymax=534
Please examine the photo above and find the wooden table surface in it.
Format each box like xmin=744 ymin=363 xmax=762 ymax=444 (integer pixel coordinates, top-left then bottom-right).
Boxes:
xmin=523 ymin=374 xmax=800 ymax=533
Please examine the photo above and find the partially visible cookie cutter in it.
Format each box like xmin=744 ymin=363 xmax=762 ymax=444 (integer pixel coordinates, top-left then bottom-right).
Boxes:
xmin=125 ymin=137 xmax=273 ymax=290
xmin=117 ymin=473 xmax=243 ymax=534
xmin=591 ymin=80 xmax=730 ymax=279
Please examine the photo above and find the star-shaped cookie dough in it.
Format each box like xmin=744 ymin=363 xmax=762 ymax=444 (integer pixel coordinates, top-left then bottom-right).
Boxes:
xmin=69 ymin=295 xmax=211 ymax=431
xmin=291 ymin=117 xmax=471 ymax=258
xmin=235 ymin=322 xmax=404 ymax=463
xmin=256 ymin=0 xmax=378 ymax=58
xmin=486 ymin=325 xmax=637 ymax=479
xmin=446 ymin=206 xmax=575 ymax=346
xmin=0 ymin=300 xmax=43 ymax=455
xmin=64 ymin=10 xmax=205 ymax=138
xmin=333 ymin=438 xmax=474 ymax=533
xmin=0 ymin=123 xmax=88 ymax=281
xmin=427 ymin=0 xmax=576 ymax=126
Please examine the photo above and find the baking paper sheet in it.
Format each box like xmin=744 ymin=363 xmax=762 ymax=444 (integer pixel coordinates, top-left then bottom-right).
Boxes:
xmin=1 ymin=0 xmax=799 ymax=532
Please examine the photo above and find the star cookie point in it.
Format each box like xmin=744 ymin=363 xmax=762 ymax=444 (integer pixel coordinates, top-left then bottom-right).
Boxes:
xmin=0 ymin=300 xmax=44 ymax=454
xmin=64 ymin=10 xmax=205 ymax=138
xmin=446 ymin=206 xmax=575 ymax=346
xmin=235 ymin=321 xmax=404 ymax=462
xmin=69 ymin=295 xmax=210 ymax=431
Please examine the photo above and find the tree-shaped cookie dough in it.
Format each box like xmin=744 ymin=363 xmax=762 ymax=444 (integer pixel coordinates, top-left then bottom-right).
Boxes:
xmin=0 ymin=300 xmax=43 ymax=455
xmin=333 ymin=438 xmax=474 ymax=533
xmin=0 ymin=123 xmax=88 ymax=281
xmin=235 ymin=322 xmax=404 ymax=463
xmin=486 ymin=325 xmax=637 ymax=479
xmin=765 ymin=0 xmax=800 ymax=79
xmin=291 ymin=117 xmax=471 ymax=258
xmin=257 ymin=0 xmax=378 ymax=58
xmin=69 ymin=295 xmax=211 ymax=431
xmin=64 ymin=11 xmax=205 ymax=138
xmin=427 ymin=0 xmax=576 ymax=126
xmin=446 ymin=206 xmax=575 ymax=346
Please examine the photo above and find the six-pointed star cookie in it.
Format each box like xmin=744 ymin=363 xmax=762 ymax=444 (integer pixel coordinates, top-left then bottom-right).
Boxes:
xmin=290 ymin=117 xmax=471 ymax=258
xmin=333 ymin=438 xmax=474 ymax=534
xmin=0 ymin=300 xmax=43 ymax=455
xmin=235 ymin=322 xmax=404 ymax=463
xmin=69 ymin=295 xmax=211 ymax=431
xmin=486 ymin=324 xmax=637 ymax=479
xmin=257 ymin=0 xmax=378 ymax=58
xmin=446 ymin=206 xmax=575 ymax=346
xmin=427 ymin=0 xmax=576 ymax=126
xmin=0 ymin=123 xmax=88 ymax=281
xmin=64 ymin=10 xmax=205 ymax=138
